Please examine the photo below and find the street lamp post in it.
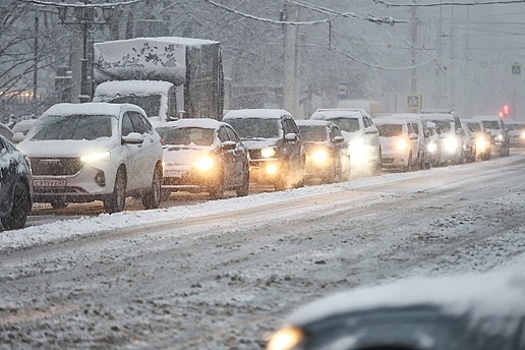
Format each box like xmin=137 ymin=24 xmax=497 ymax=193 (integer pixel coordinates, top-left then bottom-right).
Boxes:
xmin=57 ymin=1 xmax=113 ymax=103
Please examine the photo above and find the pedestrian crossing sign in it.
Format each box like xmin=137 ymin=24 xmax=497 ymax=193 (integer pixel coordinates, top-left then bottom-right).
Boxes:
xmin=511 ymin=63 xmax=521 ymax=75
xmin=407 ymin=94 xmax=422 ymax=109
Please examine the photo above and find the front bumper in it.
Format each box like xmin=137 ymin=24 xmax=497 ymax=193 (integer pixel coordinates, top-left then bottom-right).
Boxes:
xmin=162 ymin=166 xmax=221 ymax=192
xmin=248 ymin=159 xmax=283 ymax=184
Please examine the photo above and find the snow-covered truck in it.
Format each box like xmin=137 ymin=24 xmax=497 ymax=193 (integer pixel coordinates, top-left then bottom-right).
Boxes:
xmin=92 ymin=37 xmax=224 ymax=121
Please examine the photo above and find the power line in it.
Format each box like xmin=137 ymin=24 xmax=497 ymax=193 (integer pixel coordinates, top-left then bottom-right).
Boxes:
xmin=333 ymin=46 xmax=435 ymax=70
xmin=373 ymin=0 xmax=525 ymax=7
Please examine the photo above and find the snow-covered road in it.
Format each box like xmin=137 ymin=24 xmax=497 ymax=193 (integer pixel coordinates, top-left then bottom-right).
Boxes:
xmin=1 ymin=154 xmax=525 ymax=349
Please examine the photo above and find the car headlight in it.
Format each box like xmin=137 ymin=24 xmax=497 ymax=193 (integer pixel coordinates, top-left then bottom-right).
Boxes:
xmin=496 ymin=134 xmax=503 ymax=141
xmin=261 ymin=147 xmax=276 ymax=158
xmin=521 ymin=131 xmax=525 ymax=140
xmin=427 ymin=142 xmax=437 ymax=153
xmin=475 ymin=136 xmax=487 ymax=150
xmin=80 ymin=151 xmax=110 ymax=163
xmin=267 ymin=326 xmax=304 ymax=350
xmin=311 ymin=149 xmax=328 ymax=164
xmin=443 ymin=136 xmax=458 ymax=153
xmin=396 ymin=139 xmax=408 ymax=151
xmin=194 ymin=156 xmax=214 ymax=171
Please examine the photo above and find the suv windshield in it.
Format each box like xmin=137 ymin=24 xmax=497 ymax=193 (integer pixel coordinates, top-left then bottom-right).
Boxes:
xmin=327 ymin=118 xmax=360 ymax=133
xmin=298 ymin=125 xmax=326 ymax=142
xmin=32 ymin=115 xmax=113 ymax=140
xmin=377 ymin=124 xmax=403 ymax=137
xmin=482 ymin=120 xmax=501 ymax=130
xmin=157 ymin=127 xmax=214 ymax=146
xmin=432 ymin=120 xmax=452 ymax=133
xmin=225 ymin=118 xmax=281 ymax=139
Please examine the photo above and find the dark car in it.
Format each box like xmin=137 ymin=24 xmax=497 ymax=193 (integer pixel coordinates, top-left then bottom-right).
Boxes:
xmin=223 ymin=109 xmax=305 ymax=191
xmin=156 ymin=118 xmax=250 ymax=200
xmin=267 ymin=266 xmax=525 ymax=350
xmin=296 ymin=120 xmax=350 ymax=183
xmin=0 ymin=135 xmax=32 ymax=230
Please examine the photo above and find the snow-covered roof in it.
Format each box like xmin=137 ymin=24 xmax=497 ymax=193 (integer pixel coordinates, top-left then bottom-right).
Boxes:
xmin=420 ymin=113 xmax=455 ymax=121
xmin=156 ymin=118 xmax=224 ymax=129
xmin=310 ymin=110 xmax=361 ymax=120
xmin=94 ymin=80 xmax=174 ymax=96
xmin=286 ymin=265 xmax=525 ymax=327
xmin=223 ymin=109 xmax=291 ymax=119
xmin=42 ymin=103 xmax=142 ymax=117
xmin=296 ymin=120 xmax=333 ymax=127
xmin=373 ymin=116 xmax=407 ymax=125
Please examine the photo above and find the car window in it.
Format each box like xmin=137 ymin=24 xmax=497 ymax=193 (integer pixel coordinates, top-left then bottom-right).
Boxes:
xmin=377 ymin=124 xmax=403 ymax=137
xmin=121 ymin=113 xmax=134 ymax=136
xmin=482 ymin=120 xmax=501 ymax=130
xmin=297 ymin=125 xmax=326 ymax=142
xmin=32 ymin=115 xmax=113 ymax=141
xmin=282 ymin=118 xmax=294 ymax=135
xmin=225 ymin=125 xmax=241 ymax=143
xmin=129 ymin=111 xmax=151 ymax=134
xmin=218 ymin=126 xmax=230 ymax=142
xmin=328 ymin=118 xmax=360 ymax=132
xmin=224 ymin=118 xmax=281 ymax=139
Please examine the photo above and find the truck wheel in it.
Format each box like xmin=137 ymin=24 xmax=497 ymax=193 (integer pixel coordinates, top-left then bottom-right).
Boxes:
xmin=142 ymin=167 xmax=162 ymax=209
xmin=104 ymin=169 xmax=126 ymax=214
xmin=1 ymin=181 xmax=31 ymax=230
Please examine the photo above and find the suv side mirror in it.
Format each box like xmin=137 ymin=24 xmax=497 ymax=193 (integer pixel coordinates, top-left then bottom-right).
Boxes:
xmin=122 ymin=132 xmax=144 ymax=145
xmin=409 ymin=133 xmax=418 ymax=140
xmin=222 ymin=140 xmax=236 ymax=151
xmin=12 ymin=132 xmax=25 ymax=143
xmin=284 ymin=132 xmax=297 ymax=141
xmin=457 ymin=127 xmax=464 ymax=135
xmin=333 ymin=135 xmax=344 ymax=143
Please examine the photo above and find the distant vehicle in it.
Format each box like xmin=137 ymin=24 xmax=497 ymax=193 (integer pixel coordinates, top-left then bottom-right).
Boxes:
xmin=310 ymin=109 xmax=382 ymax=176
xmin=267 ymin=266 xmax=525 ymax=350
xmin=420 ymin=113 xmax=465 ymax=165
xmin=505 ymin=120 xmax=525 ymax=147
xmin=460 ymin=120 xmax=476 ymax=163
xmin=296 ymin=120 xmax=350 ymax=183
xmin=425 ymin=121 xmax=443 ymax=167
xmin=0 ymin=135 xmax=32 ymax=230
xmin=155 ymin=118 xmax=250 ymax=200
xmin=17 ymin=103 xmax=164 ymax=213
xmin=334 ymin=99 xmax=382 ymax=116
xmin=0 ymin=123 xmax=13 ymax=141
xmin=223 ymin=109 xmax=305 ymax=191
xmin=461 ymin=119 xmax=491 ymax=161
xmin=374 ymin=116 xmax=419 ymax=171
xmin=472 ymin=115 xmax=510 ymax=157
xmin=93 ymin=36 xmax=224 ymax=121
xmin=10 ymin=119 xmax=37 ymax=144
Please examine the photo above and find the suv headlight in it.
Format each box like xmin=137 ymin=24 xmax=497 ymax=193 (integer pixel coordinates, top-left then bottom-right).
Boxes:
xmin=443 ymin=136 xmax=458 ymax=153
xmin=396 ymin=139 xmax=408 ymax=151
xmin=427 ymin=142 xmax=437 ymax=153
xmin=311 ymin=149 xmax=328 ymax=164
xmin=261 ymin=147 xmax=276 ymax=158
xmin=81 ymin=151 xmax=110 ymax=163
xmin=267 ymin=326 xmax=304 ymax=350
xmin=194 ymin=156 xmax=215 ymax=171
xmin=496 ymin=134 xmax=503 ymax=141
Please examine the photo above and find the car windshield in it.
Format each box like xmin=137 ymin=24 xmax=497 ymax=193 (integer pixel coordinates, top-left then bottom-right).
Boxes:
xmin=109 ymin=95 xmax=161 ymax=118
xmin=482 ymin=120 xmax=501 ymax=130
xmin=298 ymin=125 xmax=327 ymax=142
xmin=328 ymin=118 xmax=360 ymax=132
xmin=157 ymin=126 xmax=214 ymax=146
xmin=377 ymin=124 xmax=403 ymax=137
xmin=432 ymin=120 xmax=452 ymax=133
xmin=225 ymin=118 xmax=281 ymax=139
xmin=31 ymin=115 xmax=113 ymax=141
xmin=467 ymin=122 xmax=481 ymax=132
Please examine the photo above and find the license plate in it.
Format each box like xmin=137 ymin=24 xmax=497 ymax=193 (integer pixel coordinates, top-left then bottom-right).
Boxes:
xmin=33 ymin=179 xmax=67 ymax=187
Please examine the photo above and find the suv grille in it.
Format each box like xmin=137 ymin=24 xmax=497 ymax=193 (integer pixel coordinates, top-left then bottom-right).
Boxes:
xmin=30 ymin=157 xmax=84 ymax=176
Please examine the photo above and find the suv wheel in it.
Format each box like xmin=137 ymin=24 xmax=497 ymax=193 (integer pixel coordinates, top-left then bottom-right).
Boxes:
xmin=1 ymin=181 xmax=31 ymax=230
xmin=142 ymin=167 xmax=162 ymax=209
xmin=104 ymin=169 xmax=126 ymax=214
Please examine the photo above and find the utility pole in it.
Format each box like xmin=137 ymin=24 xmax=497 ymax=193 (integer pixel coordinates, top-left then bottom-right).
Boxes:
xmin=449 ymin=1 xmax=456 ymax=109
xmin=464 ymin=7 xmax=469 ymax=117
xmin=435 ymin=0 xmax=443 ymax=108
xmin=33 ymin=7 xmax=39 ymax=101
xmin=282 ymin=2 xmax=299 ymax=118
xmin=410 ymin=0 xmax=418 ymax=95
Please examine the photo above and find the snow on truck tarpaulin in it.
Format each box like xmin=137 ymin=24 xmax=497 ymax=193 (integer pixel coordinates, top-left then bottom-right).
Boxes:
xmin=224 ymin=109 xmax=291 ymax=119
xmin=93 ymin=37 xmax=218 ymax=86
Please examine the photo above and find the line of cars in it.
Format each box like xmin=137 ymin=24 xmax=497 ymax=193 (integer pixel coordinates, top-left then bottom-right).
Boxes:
xmin=1 ymin=103 xmax=521 ymax=232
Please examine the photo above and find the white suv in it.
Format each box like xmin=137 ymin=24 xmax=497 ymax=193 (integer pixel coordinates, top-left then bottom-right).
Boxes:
xmin=17 ymin=103 xmax=164 ymax=213
xmin=310 ymin=109 xmax=382 ymax=175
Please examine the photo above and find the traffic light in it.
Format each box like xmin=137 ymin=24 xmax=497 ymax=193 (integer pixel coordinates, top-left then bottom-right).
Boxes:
xmin=503 ymin=104 xmax=510 ymax=115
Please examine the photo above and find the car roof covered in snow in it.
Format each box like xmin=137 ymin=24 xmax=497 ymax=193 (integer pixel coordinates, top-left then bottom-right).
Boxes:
xmin=296 ymin=120 xmax=334 ymax=127
xmin=310 ymin=110 xmax=361 ymax=120
xmin=42 ymin=103 xmax=145 ymax=117
xmin=223 ymin=109 xmax=291 ymax=119
xmin=284 ymin=265 xmax=525 ymax=327
xmin=373 ymin=116 xmax=409 ymax=125
xmin=155 ymin=118 xmax=227 ymax=129
xmin=419 ymin=113 xmax=455 ymax=121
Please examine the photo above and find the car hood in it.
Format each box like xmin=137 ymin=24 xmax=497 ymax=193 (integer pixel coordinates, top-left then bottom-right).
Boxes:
xmin=17 ymin=138 xmax=116 ymax=157
xmin=240 ymin=138 xmax=280 ymax=150
xmin=378 ymin=136 xmax=401 ymax=147
xmin=341 ymin=130 xmax=364 ymax=143
xmin=163 ymin=144 xmax=217 ymax=166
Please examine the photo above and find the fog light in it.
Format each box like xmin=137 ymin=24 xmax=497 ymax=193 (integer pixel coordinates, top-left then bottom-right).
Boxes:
xmin=95 ymin=171 xmax=106 ymax=187
xmin=266 ymin=164 xmax=278 ymax=174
